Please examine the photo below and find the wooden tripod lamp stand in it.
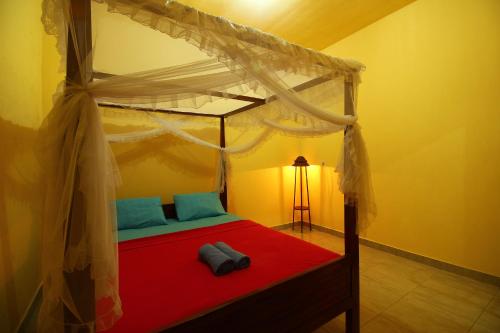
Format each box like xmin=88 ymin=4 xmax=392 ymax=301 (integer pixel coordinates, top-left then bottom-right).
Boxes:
xmin=292 ymin=156 xmax=312 ymax=232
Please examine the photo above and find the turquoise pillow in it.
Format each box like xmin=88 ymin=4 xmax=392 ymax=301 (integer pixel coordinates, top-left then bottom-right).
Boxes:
xmin=116 ymin=197 xmax=168 ymax=230
xmin=174 ymin=192 xmax=226 ymax=222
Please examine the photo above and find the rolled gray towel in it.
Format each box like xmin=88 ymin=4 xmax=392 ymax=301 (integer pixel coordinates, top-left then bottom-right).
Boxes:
xmin=198 ymin=243 xmax=235 ymax=276
xmin=214 ymin=242 xmax=251 ymax=269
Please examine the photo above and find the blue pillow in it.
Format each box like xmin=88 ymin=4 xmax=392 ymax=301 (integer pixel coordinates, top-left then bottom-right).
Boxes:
xmin=116 ymin=197 xmax=168 ymax=230
xmin=174 ymin=192 xmax=226 ymax=222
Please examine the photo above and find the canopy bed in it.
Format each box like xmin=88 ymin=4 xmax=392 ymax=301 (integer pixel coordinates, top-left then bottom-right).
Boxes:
xmin=39 ymin=0 xmax=376 ymax=332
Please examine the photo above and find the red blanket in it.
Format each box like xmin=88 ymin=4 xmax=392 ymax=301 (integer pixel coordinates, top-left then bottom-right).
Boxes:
xmin=106 ymin=220 xmax=340 ymax=332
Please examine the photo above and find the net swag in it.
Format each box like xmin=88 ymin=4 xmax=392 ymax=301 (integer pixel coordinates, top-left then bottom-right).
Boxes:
xmin=40 ymin=0 xmax=376 ymax=331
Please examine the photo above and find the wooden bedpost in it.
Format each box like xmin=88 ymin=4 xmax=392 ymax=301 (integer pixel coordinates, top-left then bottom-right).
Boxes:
xmin=63 ymin=0 xmax=95 ymax=331
xmin=344 ymin=77 xmax=360 ymax=333
xmin=219 ymin=116 xmax=228 ymax=210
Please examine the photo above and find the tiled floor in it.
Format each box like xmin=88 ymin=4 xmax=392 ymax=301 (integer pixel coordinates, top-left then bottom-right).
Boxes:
xmin=280 ymin=228 xmax=500 ymax=333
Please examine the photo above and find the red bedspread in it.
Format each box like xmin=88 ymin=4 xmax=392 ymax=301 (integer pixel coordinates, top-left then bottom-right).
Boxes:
xmin=107 ymin=220 xmax=341 ymax=332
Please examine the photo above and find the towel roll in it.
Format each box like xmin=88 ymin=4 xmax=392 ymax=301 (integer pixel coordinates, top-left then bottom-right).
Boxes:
xmin=214 ymin=242 xmax=251 ymax=269
xmin=198 ymin=243 xmax=235 ymax=276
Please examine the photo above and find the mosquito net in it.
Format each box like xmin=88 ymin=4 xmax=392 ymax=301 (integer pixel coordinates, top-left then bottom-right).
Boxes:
xmin=39 ymin=0 xmax=376 ymax=331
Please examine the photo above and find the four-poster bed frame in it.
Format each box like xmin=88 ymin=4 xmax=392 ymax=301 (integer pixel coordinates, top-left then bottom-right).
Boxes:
xmin=64 ymin=1 xmax=360 ymax=332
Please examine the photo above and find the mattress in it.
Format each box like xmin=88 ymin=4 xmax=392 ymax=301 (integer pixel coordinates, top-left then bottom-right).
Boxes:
xmin=106 ymin=220 xmax=340 ymax=333
xmin=118 ymin=213 xmax=241 ymax=242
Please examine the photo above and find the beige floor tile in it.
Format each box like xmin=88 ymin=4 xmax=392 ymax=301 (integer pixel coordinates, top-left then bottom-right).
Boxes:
xmin=486 ymin=295 xmax=500 ymax=317
xmin=360 ymin=304 xmax=379 ymax=325
xmin=470 ymin=296 xmax=500 ymax=333
xmin=431 ymin=268 xmax=497 ymax=293
xmin=362 ymin=267 xmax=498 ymax=333
xmin=362 ymin=314 xmax=418 ymax=333
xmin=402 ymin=285 xmax=484 ymax=323
xmin=316 ymin=304 xmax=377 ymax=331
xmin=419 ymin=270 xmax=496 ymax=309
xmin=360 ymin=275 xmax=409 ymax=313
xmin=361 ymin=261 xmax=422 ymax=291
xmin=364 ymin=295 xmax=473 ymax=333
xmin=469 ymin=311 xmax=500 ymax=333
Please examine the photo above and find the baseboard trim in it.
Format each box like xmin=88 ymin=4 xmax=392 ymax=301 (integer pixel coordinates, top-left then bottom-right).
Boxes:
xmin=277 ymin=223 xmax=500 ymax=287
xmin=271 ymin=223 xmax=293 ymax=230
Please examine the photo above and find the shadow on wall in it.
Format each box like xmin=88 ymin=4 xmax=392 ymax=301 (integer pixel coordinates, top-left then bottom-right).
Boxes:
xmin=227 ymin=129 xmax=301 ymax=173
xmin=105 ymin=123 xmax=221 ymax=201
xmin=115 ymin=138 xmax=213 ymax=175
xmin=0 ymin=117 xmax=43 ymax=332
xmin=109 ymin=127 xmax=218 ymax=176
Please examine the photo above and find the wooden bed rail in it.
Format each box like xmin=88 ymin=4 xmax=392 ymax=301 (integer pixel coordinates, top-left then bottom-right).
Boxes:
xmin=161 ymin=256 xmax=352 ymax=333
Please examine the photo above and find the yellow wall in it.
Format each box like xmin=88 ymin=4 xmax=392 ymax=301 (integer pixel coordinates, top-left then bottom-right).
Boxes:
xmin=0 ymin=2 xmax=46 ymax=332
xmin=105 ymin=121 xmax=220 ymax=202
xmin=314 ymin=0 xmax=500 ymax=276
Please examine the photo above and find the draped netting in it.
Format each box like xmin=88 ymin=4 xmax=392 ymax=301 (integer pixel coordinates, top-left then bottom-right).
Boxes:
xmin=40 ymin=0 xmax=376 ymax=332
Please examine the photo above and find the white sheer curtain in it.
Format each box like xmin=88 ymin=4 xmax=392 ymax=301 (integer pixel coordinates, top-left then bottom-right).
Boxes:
xmin=40 ymin=0 xmax=376 ymax=332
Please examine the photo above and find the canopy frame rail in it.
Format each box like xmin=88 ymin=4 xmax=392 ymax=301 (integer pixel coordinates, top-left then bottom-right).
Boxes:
xmin=95 ymin=73 xmax=333 ymax=118
xmin=93 ymin=71 xmax=266 ymax=104
xmin=98 ymin=102 xmax=222 ymax=118
xmin=223 ymin=75 xmax=331 ymax=117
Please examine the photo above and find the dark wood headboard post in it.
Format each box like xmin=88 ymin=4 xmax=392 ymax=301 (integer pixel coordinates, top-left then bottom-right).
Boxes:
xmin=219 ymin=116 xmax=228 ymax=210
xmin=343 ymin=77 xmax=360 ymax=333
xmin=63 ymin=0 xmax=96 ymax=330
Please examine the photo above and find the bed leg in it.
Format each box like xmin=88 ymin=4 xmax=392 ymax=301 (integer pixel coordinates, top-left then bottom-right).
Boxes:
xmin=346 ymin=304 xmax=360 ymax=333
xmin=344 ymin=201 xmax=360 ymax=333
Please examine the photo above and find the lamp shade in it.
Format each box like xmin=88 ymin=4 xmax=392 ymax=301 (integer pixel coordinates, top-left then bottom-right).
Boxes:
xmin=293 ymin=156 xmax=309 ymax=167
